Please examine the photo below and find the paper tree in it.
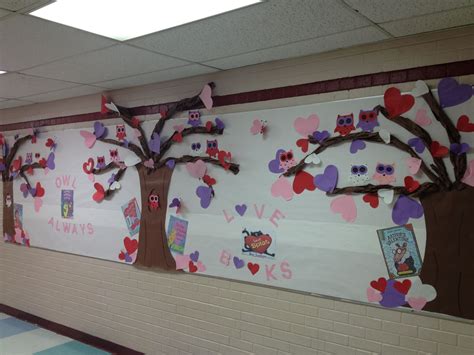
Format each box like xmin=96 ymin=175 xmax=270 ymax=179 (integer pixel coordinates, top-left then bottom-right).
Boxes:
xmin=81 ymin=83 xmax=239 ymax=270
xmin=282 ymin=79 xmax=474 ymax=319
xmin=1 ymin=131 xmax=56 ymax=244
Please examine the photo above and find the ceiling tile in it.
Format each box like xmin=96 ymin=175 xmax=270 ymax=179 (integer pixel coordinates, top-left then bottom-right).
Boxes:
xmin=22 ymin=44 xmax=191 ymax=84
xmin=0 ymin=8 xmax=11 ymax=18
xmin=344 ymin=0 xmax=473 ymax=23
xmin=0 ymin=73 xmax=76 ymax=98
xmin=381 ymin=6 xmax=474 ymax=37
xmin=204 ymin=26 xmax=388 ymax=70
xmin=0 ymin=99 xmax=33 ymax=109
xmin=0 ymin=14 xmax=115 ymax=71
xmin=95 ymin=64 xmax=219 ymax=90
xmin=22 ymin=85 xmax=105 ymax=103
xmin=0 ymin=0 xmax=42 ymax=11
xmin=130 ymin=0 xmax=370 ymax=62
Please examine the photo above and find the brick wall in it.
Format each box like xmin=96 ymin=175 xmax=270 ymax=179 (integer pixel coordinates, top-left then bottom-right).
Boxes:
xmin=1 ymin=26 xmax=474 ymax=354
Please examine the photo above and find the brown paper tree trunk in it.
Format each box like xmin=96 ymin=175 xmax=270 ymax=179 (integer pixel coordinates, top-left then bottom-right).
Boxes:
xmin=135 ymin=165 xmax=176 ymax=269
xmin=3 ymin=181 xmax=15 ymax=238
xmin=419 ymin=187 xmax=474 ymax=319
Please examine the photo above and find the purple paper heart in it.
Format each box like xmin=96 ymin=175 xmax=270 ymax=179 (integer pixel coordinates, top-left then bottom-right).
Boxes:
xmin=124 ymin=253 xmax=132 ymax=263
xmin=166 ymin=159 xmax=175 ymax=169
xmin=438 ymin=77 xmax=473 ymax=108
xmin=149 ymin=132 xmax=161 ymax=154
xmin=2 ymin=143 xmax=8 ymax=156
xmin=235 ymin=204 xmax=247 ymax=216
xmin=450 ymin=142 xmax=470 ymax=155
xmin=0 ymin=163 xmax=5 ymax=172
xmin=122 ymin=139 xmax=129 ymax=148
xmin=190 ymin=251 xmax=200 ymax=262
xmin=215 ymin=118 xmax=225 ymax=130
xmin=268 ymin=149 xmax=285 ymax=174
xmin=233 ymin=256 xmax=245 ymax=269
xmin=408 ymin=138 xmax=425 ymax=154
xmin=196 ymin=185 xmax=213 ymax=209
xmin=350 ymin=140 xmax=366 ymax=154
xmin=392 ymin=195 xmax=424 ymax=225
xmin=313 ymin=130 xmax=330 ymax=143
xmin=107 ymin=173 xmax=116 ymax=185
xmin=93 ymin=121 xmax=107 ymax=138
xmin=46 ymin=152 xmax=55 ymax=170
xmin=169 ymin=198 xmax=181 ymax=208
xmin=379 ymin=279 xmax=407 ymax=308
xmin=20 ymin=183 xmax=29 ymax=198
xmin=314 ymin=165 xmax=338 ymax=192
xmin=28 ymin=187 xmax=37 ymax=197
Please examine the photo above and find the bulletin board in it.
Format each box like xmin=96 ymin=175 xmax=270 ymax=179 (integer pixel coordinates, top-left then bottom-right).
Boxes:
xmin=2 ymin=79 xmax=473 ymax=320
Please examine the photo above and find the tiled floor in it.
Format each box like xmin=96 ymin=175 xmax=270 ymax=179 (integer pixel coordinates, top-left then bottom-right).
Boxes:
xmin=0 ymin=312 xmax=110 ymax=355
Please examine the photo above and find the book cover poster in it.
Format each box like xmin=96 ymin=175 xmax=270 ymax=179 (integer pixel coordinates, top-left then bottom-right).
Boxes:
xmin=61 ymin=190 xmax=74 ymax=219
xmin=121 ymin=198 xmax=141 ymax=236
xmin=377 ymin=224 xmax=422 ymax=279
xmin=167 ymin=215 xmax=188 ymax=254
xmin=13 ymin=203 xmax=23 ymax=229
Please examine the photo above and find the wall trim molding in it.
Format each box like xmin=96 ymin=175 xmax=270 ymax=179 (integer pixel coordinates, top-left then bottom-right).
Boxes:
xmin=0 ymin=304 xmax=144 ymax=355
xmin=1 ymin=59 xmax=472 ymax=132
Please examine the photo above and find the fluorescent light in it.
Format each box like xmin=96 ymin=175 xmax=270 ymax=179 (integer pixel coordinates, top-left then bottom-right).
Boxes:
xmin=0 ymin=71 xmax=6 ymax=75
xmin=31 ymin=0 xmax=260 ymax=41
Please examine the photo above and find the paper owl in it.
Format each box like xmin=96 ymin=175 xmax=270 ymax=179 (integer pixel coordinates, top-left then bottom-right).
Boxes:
xmin=188 ymin=111 xmax=201 ymax=127
xmin=109 ymin=149 xmax=120 ymax=163
xmin=25 ymin=152 xmax=33 ymax=165
xmin=148 ymin=192 xmax=159 ymax=211
xmin=334 ymin=113 xmax=356 ymax=136
xmin=116 ymin=124 xmax=126 ymax=141
xmin=349 ymin=164 xmax=370 ymax=185
xmin=5 ymin=193 xmax=12 ymax=208
xmin=357 ymin=109 xmax=380 ymax=132
xmin=191 ymin=142 xmax=202 ymax=154
xmin=96 ymin=156 xmax=106 ymax=169
xmin=373 ymin=163 xmax=396 ymax=184
xmin=206 ymin=139 xmax=219 ymax=157
xmin=279 ymin=150 xmax=297 ymax=172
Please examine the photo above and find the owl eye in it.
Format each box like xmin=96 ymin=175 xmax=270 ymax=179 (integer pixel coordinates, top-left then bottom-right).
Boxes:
xmin=345 ymin=118 xmax=352 ymax=125
xmin=191 ymin=143 xmax=196 ymax=150
xmin=286 ymin=151 xmax=293 ymax=160
xmin=376 ymin=164 xmax=385 ymax=173
xmin=280 ymin=153 xmax=287 ymax=162
xmin=361 ymin=114 xmax=367 ymax=120
xmin=369 ymin=112 xmax=375 ymax=119
xmin=197 ymin=143 xmax=201 ymax=149
xmin=385 ymin=166 xmax=394 ymax=174
xmin=207 ymin=142 xmax=212 ymax=148
xmin=212 ymin=142 xmax=217 ymax=148
xmin=338 ymin=118 xmax=345 ymax=125
xmin=359 ymin=165 xmax=367 ymax=174
xmin=351 ymin=166 xmax=359 ymax=174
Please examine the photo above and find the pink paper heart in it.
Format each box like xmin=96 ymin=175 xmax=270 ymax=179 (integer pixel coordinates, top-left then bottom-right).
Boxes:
xmin=87 ymin=173 xmax=95 ymax=182
xmin=330 ymin=195 xmax=357 ymax=223
xmin=173 ymin=124 xmax=185 ymax=133
xmin=144 ymin=159 xmax=154 ymax=169
xmin=366 ymin=287 xmax=382 ymax=302
xmin=414 ymin=109 xmax=432 ymax=126
xmin=293 ymin=114 xmax=320 ymax=137
xmin=407 ymin=296 xmax=427 ymax=310
xmin=196 ymin=261 xmax=206 ymax=272
xmin=14 ymin=228 xmax=23 ymax=243
xmin=79 ymin=130 xmax=96 ymax=148
xmin=175 ymin=254 xmax=191 ymax=270
xmin=34 ymin=197 xmax=43 ymax=212
xmin=462 ymin=160 xmax=474 ymax=187
xmin=271 ymin=177 xmax=294 ymax=201
xmin=134 ymin=128 xmax=141 ymax=138
xmin=406 ymin=157 xmax=422 ymax=174
xmin=199 ymin=84 xmax=213 ymax=110
xmin=186 ymin=159 xmax=207 ymax=179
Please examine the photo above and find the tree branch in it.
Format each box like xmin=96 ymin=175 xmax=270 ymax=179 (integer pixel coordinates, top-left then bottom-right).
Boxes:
xmin=153 ymin=82 xmax=215 ymax=136
xmin=155 ymin=125 xmax=224 ymax=163
xmin=284 ymin=131 xmax=442 ymax=185
xmin=97 ymin=138 xmax=147 ymax=162
xmin=91 ymin=162 xmax=119 ymax=175
xmin=155 ymin=155 xmax=240 ymax=175
xmin=328 ymin=182 xmax=439 ymax=198
xmin=113 ymin=106 xmax=151 ymax=158
xmin=3 ymin=135 xmax=32 ymax=179
xmin=422 ymin=90 xmax=466 ymax=182
xmin=376 ymin=105 xmax=452 ymax=188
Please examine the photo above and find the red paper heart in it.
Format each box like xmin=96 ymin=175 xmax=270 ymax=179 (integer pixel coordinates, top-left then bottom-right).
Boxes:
xmin=118 ymin=251 xmax=126 ymax=260
xmin=189 ymin=261 xmax=198 ymax=273
xmin=131 ymin=117 xmax=141 ymax=128
xmin=172 ymin=132 xmax=183 ymax=143
xmin=82 ymin=158 xmax=94 ymax=174
xmin=244 ymin=235 xmax=272 ymax=254
xmin=394 ymin=279 xmax=411 ymax=295
xmin=456 ymin=115 xmax=474 ymax=132
xmin=203 ymin=174 xmax=216 ymax=186
xmin=247 ymin=262 xmax=260 ymax=275
xmin=404 ymin=176 xmax=420 ymax=193
xmin=430 ymin=141 xmax=449 ymax=158
xmin=218 ymin=150 xmax=231 ymax=170
xmin=370 ymin=277 xmax=387 ymax=292
xmin=362 ymin=193 xmax=379 ymax=208
xmin=45 ymin=138 xmax=54 ymax=148
xmin=384 ymin=87 xmax=415 ymax=118
xmin=38 ymin=158 xmax=46 ymax=168
xmin=35 ymin=182 xmax=45 ymax=198
xmin=292 ymin=171 xmax=316 ymax=194
xmin=296 ymin=138 xmax=309 ymax=153
xmin=92 ymin=183 xmax=105 ymax=202
xmin=123 ymin=237 xmax=138 ymax=255
xmin=12 ymin=156 xmax=22 ymax=171
xmin=205 ymin=121 xmax=213 ymax=132
xmin=27 ymin=166 xmax=34 ymax=175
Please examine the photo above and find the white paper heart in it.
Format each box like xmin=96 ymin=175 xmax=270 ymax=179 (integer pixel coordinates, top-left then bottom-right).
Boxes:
xmin=407 ymin=278 xmax=437 ymax=301
xmin=378 ymin=189 xmax=394 ymax=204
xmin=124 ymin=155 xmax=141 ymax=167
xmin=304 ymin=153 xmax=321 ymax=165
xmin=411 ymin=80 xmax=429 ymax=97
xmin=379 ymin=129 xmax=391 ymax=144
xmin=105 ymin=102 xmax=119 ymax=113
xmin=109 ymin=181 xmax=121 ymax=190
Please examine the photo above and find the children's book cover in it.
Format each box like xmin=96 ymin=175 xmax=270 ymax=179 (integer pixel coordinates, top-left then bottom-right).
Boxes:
xmin=121 ymin=198 xmax=141 ymax=236
xmin=13 ymin=203 xmax=23 ymax=229
xmin=377 ymin=224 xmax=422 ymax=279
xmin=166 ymin=216 xmax=188 ymax=254
xmin=61 ymin=190 xmax=74 ymax=219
